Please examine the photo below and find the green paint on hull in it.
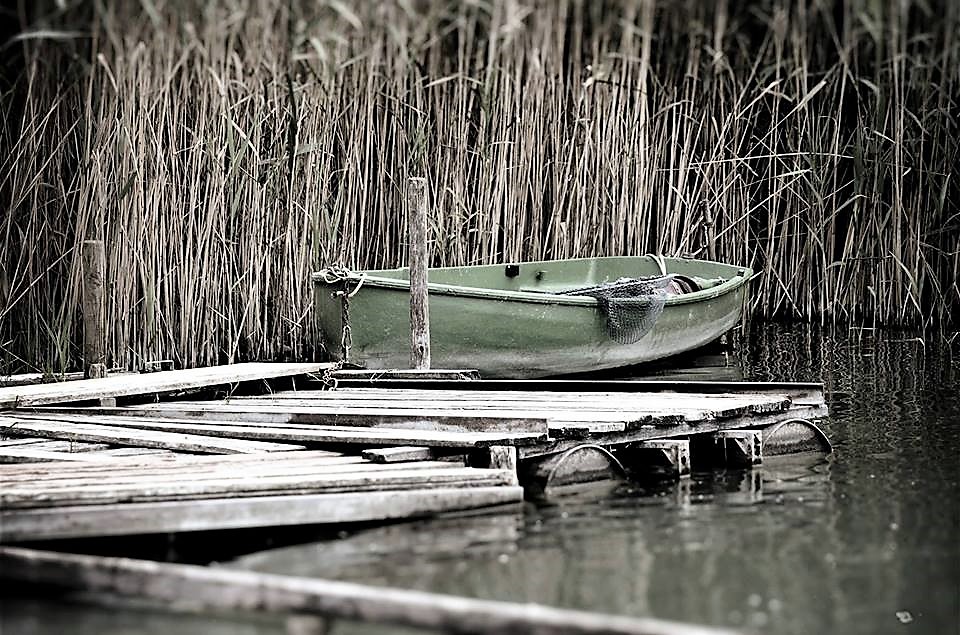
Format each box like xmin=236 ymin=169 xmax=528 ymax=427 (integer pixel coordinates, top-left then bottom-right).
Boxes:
xmin=313 ymin=256 xmax=752 ymax=378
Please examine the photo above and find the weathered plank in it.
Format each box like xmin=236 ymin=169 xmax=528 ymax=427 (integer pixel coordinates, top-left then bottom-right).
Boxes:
xmin=407 ymin=176 xmax=432 ymax=370
xmin=87 ymin=447 xmax=178 ymax=458
xmin=1 ymin=465 xmax=517 ymax=509
xmin=226 ymin=396 xmax=706 ymax=422
xmin=348 ymin=388 xmax=794 ymax=413
xmin=88 ymin=402 xmax=552 ymax=433
xmin=0 ymin=456 xmax=379 ymax=488
xmin=0 ymin=371 xmax=86 ymax=387
xmin=0 ymin=487 xmax=523 ymax=541
xmin=0 ymin=362 xmax=335 ymax=408
xmin=85 ymin=399 xmax=723 ymax=428
xmin=0 ymin=439 xmax=110 ymax=452
xmin=0 ymin=437 xmax=53 ymax=447
xmin=547 ymin=420 xmax=630 ymax=439
xmin=226 ymin=390 xmax=792 ymax=421
xmin=0 ymin=448 xmax=122 ymax=464
xmin=0 ymin=450 xmax=352 ymax=480
xmin=3 ymin=459 xmax=470 ymax=494
xmin=0 ymin=416 xmax=306 ymax=454
xmin=330 ymin=369 xmax=480 ymax=381
xmin=0 ymin=547 xmax=740 ymax=635
xmin=19 ymin=413 xmax=547 ymax=447
xmin=82 ymin=239 xmax=107 ymax=379
xmin=325 ymin=379 xmax=825 ymax=405
xmin=361 ymin=446 xmax=437 ymax=463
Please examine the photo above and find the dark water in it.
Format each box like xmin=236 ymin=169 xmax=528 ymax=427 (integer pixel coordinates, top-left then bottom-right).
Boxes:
xmin=3 ymin=325 xmax=958 ymax=634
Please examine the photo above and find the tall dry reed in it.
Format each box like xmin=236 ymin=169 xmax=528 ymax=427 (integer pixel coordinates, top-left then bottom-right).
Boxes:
xmin=1 ymin=0 xmax=957 ymax=373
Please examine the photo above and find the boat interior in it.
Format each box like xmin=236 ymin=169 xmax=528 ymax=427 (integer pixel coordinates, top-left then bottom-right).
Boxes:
xmin=355 ymin=256 xmax=750 ymax=296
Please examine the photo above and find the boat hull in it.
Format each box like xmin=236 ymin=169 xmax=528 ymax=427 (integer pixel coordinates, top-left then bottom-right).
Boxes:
xmin=314 ymin=256 xmax=751 ymax=378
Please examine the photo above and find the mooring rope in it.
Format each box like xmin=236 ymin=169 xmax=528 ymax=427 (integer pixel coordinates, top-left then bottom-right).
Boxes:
xmin=644 ymin=253 xmax=668 ymax=277
xmin=319 ymin=266 xmax=366 ymax=363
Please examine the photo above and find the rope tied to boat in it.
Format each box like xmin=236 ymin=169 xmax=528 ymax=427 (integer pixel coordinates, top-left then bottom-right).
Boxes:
xmin=319 ymin=266 xmax=366 ymax=361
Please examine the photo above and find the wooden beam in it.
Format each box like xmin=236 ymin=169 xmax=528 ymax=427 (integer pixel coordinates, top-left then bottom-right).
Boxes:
xmin=0 ymin=449 xmax=347 ymax=476
xmin=0 ymin=362 xmax=335 ymax=408
xmin=0 ymin=457 xmax=397 ymax=488
xmin=11 ymin=413 xmax=546 ymax=448
xmin=330 ymin=369 xmax=479 ymax=381
xmin=1 ymin=371 xmax=86 ymax=387
xmin=0 ymin=487 xmax=523 ymax=541
xmin=109 ymin=392 xmax=790 ymax=428
xmin=711 ymin=430 xmax=763 ymax=467
xmin=70 ymin=403 xmax=551 ymax=434
xmin=0 ymin=547 xmax=740 ymax=635
xmin=486 ymin=446 xmax=519 ymax=486
xmin=325 ymin=379 xmax=826 ymax=405
xmin=82 ymin=240 xmax=107 ymax=379
xmin=228 ymin=390 xmax=792 ymax=421
xmin=212 ymin=400 xmax=689 ymax=427
xmin=1 ymin=466 xmax=516 ymax=510
xmin=625 ymin=440 xmax=691 ymax=479
xmin=0 ymin=415 xmax=305 ymax=454
xmin=407 ymin=176 xmax=431 ymax=370
xmin=0 ymin=448 xmax=122 ymax=464
xmin=361 ymin=447 xmax=437 ymax=463
xmin=0 ymin=439 xmax=110 ymax=452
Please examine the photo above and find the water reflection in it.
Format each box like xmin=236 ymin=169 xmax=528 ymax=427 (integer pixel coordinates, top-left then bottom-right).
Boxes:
xmin=232 ymin=325 xmax=958 ymax=635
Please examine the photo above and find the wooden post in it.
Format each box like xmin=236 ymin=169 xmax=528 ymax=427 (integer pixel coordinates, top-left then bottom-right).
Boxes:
xmin=630 ymin=440 xmax=691 ymax=479
xmin=407 ymin=177 xmax=431 ymax=370
xmin=486 ymin=446 xmax=519 ymax=486
xmin=82 ymin=240 xmax=107 ymax=379
xmin=702 ymin=206 xmax=716 ymax=261
xmin=712 ymin=429 xmax=763 ymax=467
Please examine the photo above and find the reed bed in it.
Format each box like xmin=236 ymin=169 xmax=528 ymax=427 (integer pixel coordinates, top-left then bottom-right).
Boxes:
xmin=1 ymin=0 xmax=957 ymax=373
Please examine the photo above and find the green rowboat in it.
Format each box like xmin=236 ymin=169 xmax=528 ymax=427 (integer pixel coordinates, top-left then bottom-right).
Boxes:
xmin=313 ymin=256 xmax=752 ymax=378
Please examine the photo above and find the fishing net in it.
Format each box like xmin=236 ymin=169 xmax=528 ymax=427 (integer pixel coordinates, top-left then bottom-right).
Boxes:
xmin=559 ymin=276 xmax=674 ymax=344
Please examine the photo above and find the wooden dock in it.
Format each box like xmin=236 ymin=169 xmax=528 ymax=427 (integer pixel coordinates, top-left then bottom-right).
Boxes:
xmin=0 ymin=365 xmax=829 ymax=543
xmin=0 ymin=363 xmax=828 ymax=635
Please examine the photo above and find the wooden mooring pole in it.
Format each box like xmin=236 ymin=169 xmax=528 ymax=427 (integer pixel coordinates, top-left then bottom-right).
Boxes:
xmin=701 ymin=207 xmax=716 ymax=261
xmin=407 ymin=177 xmax=431 ymax=370
xmin=82 ymin=240 xmax=107 ymax=379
